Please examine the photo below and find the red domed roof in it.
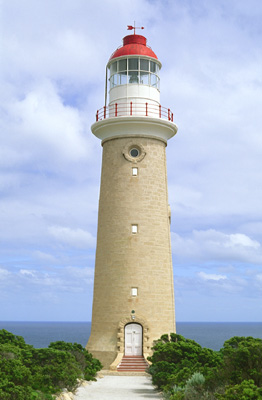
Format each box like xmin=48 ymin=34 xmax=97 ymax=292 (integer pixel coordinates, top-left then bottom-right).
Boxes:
xmin=109 ymin=34 xmax=158 ymax=61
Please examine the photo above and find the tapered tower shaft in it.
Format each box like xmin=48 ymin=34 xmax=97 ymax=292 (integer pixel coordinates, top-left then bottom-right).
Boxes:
xmin=86 ymin=32 xmax=177 ymax=369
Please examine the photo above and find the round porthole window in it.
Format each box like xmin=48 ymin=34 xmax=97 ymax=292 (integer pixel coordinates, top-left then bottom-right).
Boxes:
xmin=123 ymin=142 xmax=146 ymax=163
xmin=130 ymin=148 xmax=140 ymax=158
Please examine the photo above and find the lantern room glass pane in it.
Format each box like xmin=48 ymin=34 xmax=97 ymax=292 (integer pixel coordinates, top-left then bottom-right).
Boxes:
xmin=150 ymin=61 xmax=157 ymax=73
xmin=129 ymin=71 xmax=139 ymax=84
xmin=118 ymin=59 xmax=127 ymax=72
xmin=110 ymin=62 xmax=117 ymax=75
xmin=151 ymin=74 xmax=158 ymax=87
xmin=128 ymin=58 xmax=138 ymax=70
xmin=140 ymin=72 xmax=149 ymax=85
xmin=119 ymin=71 xmax=127 ymax=84
xmin=140 ymin=59 xmax=149 ymax=71
xmin=110 ymin=74 xmax=118 ymax=88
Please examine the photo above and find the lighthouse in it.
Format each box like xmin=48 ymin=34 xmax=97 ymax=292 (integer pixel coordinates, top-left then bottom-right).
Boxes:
xmin=86 ymin=28 xmax=178 ymax=370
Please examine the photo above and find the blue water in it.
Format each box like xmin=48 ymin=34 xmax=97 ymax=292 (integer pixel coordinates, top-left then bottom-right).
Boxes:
xmin=0 ymin=322 xmax=91 ymax=349
xmin=0 ymin=321 xmax=261 ymax=351
xmin=177 ymin=322 xmax=262 ymax=351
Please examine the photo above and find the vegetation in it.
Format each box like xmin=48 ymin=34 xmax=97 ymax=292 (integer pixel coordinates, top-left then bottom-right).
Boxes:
xmin=0 ymin=329 xmax=102 ymax=400
xmin=148 ymin=333 xmax=262 ymax=400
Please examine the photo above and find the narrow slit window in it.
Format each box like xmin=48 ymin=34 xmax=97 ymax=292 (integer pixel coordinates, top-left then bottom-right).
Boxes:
xmin=132 ymin=224 xmax=138 ymax=234
xmin=131 ymin=288 xmax=138 ymax=296
xmin=132 ymin=167 xmax=138 ymax=176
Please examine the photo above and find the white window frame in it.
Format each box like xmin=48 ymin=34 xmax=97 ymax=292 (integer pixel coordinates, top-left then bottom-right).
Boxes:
xmin=132 ymin=167 xmax=138 ymax=176
xmin=131 ymin=287 xmax=138 ymax=296
xmin=132 ymin=224 xmax=138 ymax=234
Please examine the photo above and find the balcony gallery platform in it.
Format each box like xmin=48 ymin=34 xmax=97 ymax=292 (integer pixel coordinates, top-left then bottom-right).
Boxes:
xmin=91 ymin=115 xmax=177 ymax=143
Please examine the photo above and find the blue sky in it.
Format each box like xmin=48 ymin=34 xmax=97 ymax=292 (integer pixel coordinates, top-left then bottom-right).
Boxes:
xmin=1 ymin=0 xmax=262 ymax=322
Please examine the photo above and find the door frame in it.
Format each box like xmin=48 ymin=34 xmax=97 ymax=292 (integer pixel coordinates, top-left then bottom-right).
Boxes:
xmin=124 ymin=322 xmax=143 ymax=356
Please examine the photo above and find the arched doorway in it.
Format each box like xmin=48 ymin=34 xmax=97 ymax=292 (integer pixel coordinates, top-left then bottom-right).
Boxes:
xmin=125 ymin=323 xmax=143 ymax=356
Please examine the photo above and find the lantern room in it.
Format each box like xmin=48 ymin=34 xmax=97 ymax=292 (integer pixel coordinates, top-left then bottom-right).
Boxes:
xmin=93 ymin=30 xmax=176 ymax=136
xmin=106 ymin=34 xmax=162 ymax=107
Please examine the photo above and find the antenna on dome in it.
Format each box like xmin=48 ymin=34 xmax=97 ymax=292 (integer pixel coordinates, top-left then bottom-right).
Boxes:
xmin=127 ymin=22 xmax=144 ymax=35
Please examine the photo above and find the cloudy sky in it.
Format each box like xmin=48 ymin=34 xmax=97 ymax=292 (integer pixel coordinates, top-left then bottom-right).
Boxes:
xmin=1 ymin=0 xmax=262 ymax=322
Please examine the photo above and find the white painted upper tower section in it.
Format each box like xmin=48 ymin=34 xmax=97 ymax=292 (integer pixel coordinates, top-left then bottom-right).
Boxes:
xmin=107 ymin=34 xmax=161 ymax=107
xmin=91 ymin=31 xmax=178 ymax=142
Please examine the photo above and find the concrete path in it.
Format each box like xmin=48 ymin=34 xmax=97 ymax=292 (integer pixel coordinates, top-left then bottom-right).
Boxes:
xmin=74 ymin=375 xmax=162 ymax=399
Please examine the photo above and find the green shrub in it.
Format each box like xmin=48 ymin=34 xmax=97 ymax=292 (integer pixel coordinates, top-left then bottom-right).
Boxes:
xmin=0 ymin=329 xmax=102 ymax=400
xmin=166 ymin=384 xmax=185 ymax=400
xmin=220 ymin=337 xmax=262 ymax=386
xmin=27 ymin=348 xmax=82 ymax=394
xmin=148 ymin=334 xmax=222 ymax=390
xmin=184 ymin=372 xmax=206 ymax=400
xmin=0 ymin=329 xmax=28 ymax=349
xmin=215 ymin=379 xmax=262 ymax=400
xmin=48 ymin=341 xmax=102 ymax=380
xmin=149 ymin=333 xmax=262 ymax=400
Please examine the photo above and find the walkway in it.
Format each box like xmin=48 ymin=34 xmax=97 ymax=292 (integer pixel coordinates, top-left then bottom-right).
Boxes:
xmin=74 ymin=375 xmax=162 ymax=399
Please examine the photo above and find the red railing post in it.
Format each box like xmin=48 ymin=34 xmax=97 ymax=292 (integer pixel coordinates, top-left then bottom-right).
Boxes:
xmin=103 ymin=106 xmax=106 ymax=120
xmin=159 ymin=105 xmax=161 ymax=118
xmin=171 ymin=113 xmax=173 ymax=122
xmin=130 ymin=102 xmax=132 ymax=116
xmin=96 ymin=110 xmax=98 ymax=121
xmin=115 ymin=103 xmax=118 ymax=117
xmin=146 ymin=102 xmax=148 ymax=116
xmin=168 ymin=108 xmax=170 ymax=121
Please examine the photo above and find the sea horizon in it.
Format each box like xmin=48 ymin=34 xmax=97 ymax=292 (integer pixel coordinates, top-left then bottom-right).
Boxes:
xmin=1 ymin=321 xmax=262 ymax=351
xmin=1 ymin=320 xmax=261 ymax=323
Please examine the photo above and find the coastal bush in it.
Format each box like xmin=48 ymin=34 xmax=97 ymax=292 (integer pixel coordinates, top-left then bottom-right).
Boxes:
xmin=215 ymin=380 xmax=262 ymax=400
xmin=220 ymin=336 xmax=262 ymax=386
xmin=0 ymin=329 xmax=102 ymax=400
xmin=148 ymin=334 xmax=222 ymax=390
xmin=25 ymin=348 xmax=82 ymax=394
xmin=184 ymin=372 xmax=206 ymax=399
xmin=148 ymin=334 xmax=262 ymax=400
xmin=0 ymin=329 xmax=28 ymax=349
xmin=48 ymin=341 xmax=102 ymax=380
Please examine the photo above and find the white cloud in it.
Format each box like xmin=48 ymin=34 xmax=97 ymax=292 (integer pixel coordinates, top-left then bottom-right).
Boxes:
xmin=227 ymin=234 xmax=260 ymax=249
xmin=218 ymin=265 xmax=236 ymax=273
xmin=33 ymin=251 xmax=58 ymax=263
xmin=19 ymin=269 xmax=36 ymax=277
xmin=64 ymin=266 xmax=94 ymax=285
xmin=1 ymin=81 xmax=90 ymax=169
xmin=5 ymin=265 xmax=94 ymax=293
xmin=49 ymin=226 xmax=96 ymax=248
xmin=198 ymin=272 xmax=227 ymax=281
xmin=172 ymin=229 xmax=262 ymax=263
xmin=169 ymin=184 xmax=202 ymax=210
xmin=0 ymin=268 xmax=11 ymax=279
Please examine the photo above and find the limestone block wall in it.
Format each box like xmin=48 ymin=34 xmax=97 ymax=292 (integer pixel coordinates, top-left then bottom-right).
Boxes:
xmin=86 ymin=134 xmax=175 ymax=368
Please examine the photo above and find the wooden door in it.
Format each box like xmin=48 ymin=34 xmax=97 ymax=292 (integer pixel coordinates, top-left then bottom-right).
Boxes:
xmin=125 ymin=323 xmax=142 ymax=355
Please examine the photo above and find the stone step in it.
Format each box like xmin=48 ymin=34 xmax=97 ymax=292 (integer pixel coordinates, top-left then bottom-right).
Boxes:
xmin=120 ymin=364 xmax=147 ymax=367
xmin=117 ymin=356 xmax=149 ymax=372
xmin=119 ymin=360 xmax=148 ymax=364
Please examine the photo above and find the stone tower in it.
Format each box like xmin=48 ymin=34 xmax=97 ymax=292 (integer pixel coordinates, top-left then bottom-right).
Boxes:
xmin=86 ymin=30 xmax=178 ymax=370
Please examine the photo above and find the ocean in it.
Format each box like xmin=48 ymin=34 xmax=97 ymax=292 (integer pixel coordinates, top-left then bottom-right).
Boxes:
xmin=0 ymin=321 xmax=262 ymax=351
